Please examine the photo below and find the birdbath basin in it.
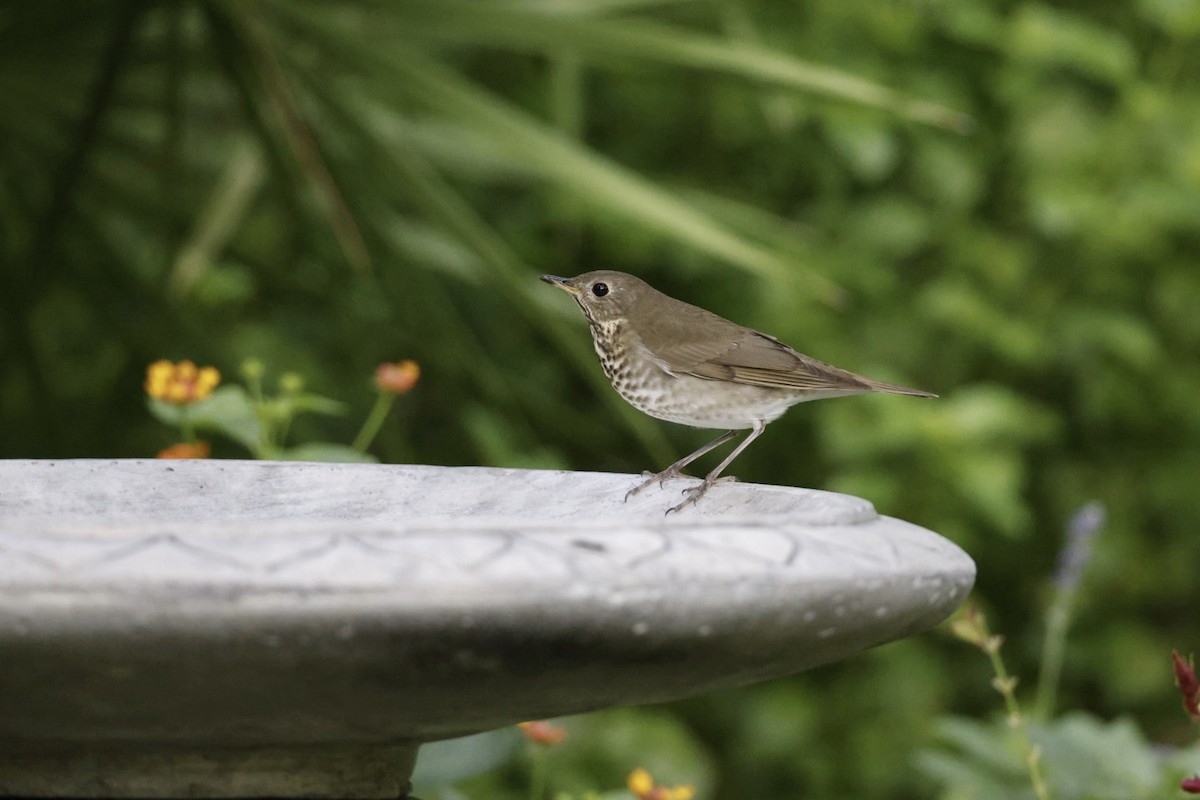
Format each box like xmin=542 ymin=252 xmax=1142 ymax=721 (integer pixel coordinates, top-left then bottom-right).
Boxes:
xmin=0 ymin=459 xmax=974 ymax=798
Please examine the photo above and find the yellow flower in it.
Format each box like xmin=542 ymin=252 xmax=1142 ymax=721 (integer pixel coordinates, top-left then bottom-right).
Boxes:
xmin=627 ymin=768 xmax=695 ymax=800
xmin=156 ymin=441 xmax=212 ymax=459
xmin=375 ymin=360 xmax=420 ymax=395
xmin=145 ymin=360 xmax=221 ymax=404
xmin=517 ymin=720 xmax=568 ymax=746
xmin=628 ymin=769 xmax=655 ymax=796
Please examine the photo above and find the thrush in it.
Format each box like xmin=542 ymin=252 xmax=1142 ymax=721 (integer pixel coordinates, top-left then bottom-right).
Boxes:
xmin=541 ymin=270 xmax=936 ymax=513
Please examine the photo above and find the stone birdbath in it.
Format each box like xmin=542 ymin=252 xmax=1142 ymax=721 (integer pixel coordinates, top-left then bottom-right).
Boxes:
xmin=0 ymin=459 xmax=974 ymax=798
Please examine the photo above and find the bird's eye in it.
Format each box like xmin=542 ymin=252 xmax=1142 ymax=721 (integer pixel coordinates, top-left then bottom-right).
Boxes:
xmin=592 ymin=283 xmax=609 ymax=297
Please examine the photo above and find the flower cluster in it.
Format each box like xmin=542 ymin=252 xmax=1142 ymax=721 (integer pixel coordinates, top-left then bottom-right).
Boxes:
xmin=145 ymin=360 xmax=220 ymax=405
xmin=1175 ymin=650 xmax=1200 ymax=794
xmin=1175 ymin=650 xmax=1200 ymax=722
xmin=375 ymin=360 xmax=420 ymax=394
xmin=156 ymin=441 xmax=212 ymax=459
xmin=145 ymin=357 xmax=421 ymax=460
xmin=627 ymin=768 xmax=695 ymax=800
xmin=517 ymin=720 xmax=568 ymax=747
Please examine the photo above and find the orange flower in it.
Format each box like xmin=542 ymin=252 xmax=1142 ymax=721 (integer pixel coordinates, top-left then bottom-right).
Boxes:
xmin=156 ymin=441 xmax=212 ymax=459
xmin=627 ymin=768 xmax=695 ymax=800
xmin=145 ymin=360 xmax=220 ymax=404
xmin=375 ymin=360 xmax=420 ymax=395
xmin=517 ymin=720 xmax=567 ymax=746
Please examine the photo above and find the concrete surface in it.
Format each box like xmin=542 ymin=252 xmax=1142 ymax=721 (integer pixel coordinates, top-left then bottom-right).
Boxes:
xmin=0 ymin=459 xmax=974 ymax=797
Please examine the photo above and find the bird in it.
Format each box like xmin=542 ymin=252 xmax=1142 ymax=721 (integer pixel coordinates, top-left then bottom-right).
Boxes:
xmin=541 ymin=270 xmax=936 ymax=513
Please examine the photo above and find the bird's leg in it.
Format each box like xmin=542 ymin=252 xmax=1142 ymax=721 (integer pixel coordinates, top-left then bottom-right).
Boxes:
xmin=667 ymin=420 xmax=767 ymax=514
xmin=625 ymin=430 xmax=739 ymax=502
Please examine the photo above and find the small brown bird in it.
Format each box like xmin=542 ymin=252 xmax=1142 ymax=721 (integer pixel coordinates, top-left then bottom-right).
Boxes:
xmin=542 ymin=270 xmax=936 ymax=512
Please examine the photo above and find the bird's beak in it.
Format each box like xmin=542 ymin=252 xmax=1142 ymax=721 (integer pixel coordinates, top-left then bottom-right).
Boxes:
xmin=540 ymin=274 xmax=581 ymax=296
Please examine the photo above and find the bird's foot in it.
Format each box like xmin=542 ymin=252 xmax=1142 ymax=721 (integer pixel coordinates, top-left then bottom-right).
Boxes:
xmin=624 ymin=467 xmax=691 ymax=502
xmin=665 ymin=475 xmax=739 ymax=515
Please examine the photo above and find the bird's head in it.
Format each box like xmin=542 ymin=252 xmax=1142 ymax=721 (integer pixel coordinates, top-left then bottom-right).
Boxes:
xmin=540 ymin=271 xmax=649 ymax=325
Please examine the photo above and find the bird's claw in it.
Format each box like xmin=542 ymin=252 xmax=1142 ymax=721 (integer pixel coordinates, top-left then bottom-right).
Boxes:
xmin=663 ymin=475 xmax=739 ymax=514
xmin=624 ymin=468 xmax=690 ymax=502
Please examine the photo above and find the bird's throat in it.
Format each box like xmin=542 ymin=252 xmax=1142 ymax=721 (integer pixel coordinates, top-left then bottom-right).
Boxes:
xmin=587 ymin=318 xmax=627 ymax=386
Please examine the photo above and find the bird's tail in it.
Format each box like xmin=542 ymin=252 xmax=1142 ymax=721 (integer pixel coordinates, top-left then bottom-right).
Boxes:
xmin=864 ymin=378 xmax=938 ymax=398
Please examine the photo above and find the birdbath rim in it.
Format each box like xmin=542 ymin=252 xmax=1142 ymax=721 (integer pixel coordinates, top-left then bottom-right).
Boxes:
xmin=0 ymin=458 xmax=974 ymax=798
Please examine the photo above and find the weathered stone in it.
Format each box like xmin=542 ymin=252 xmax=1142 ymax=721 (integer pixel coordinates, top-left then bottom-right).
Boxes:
xmin=0 ymin=459 xmax=974 ymax=797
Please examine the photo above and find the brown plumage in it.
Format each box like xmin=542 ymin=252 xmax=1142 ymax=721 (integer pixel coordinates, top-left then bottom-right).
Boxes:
xmin=542 ymin=270 xmax=935 ymax=512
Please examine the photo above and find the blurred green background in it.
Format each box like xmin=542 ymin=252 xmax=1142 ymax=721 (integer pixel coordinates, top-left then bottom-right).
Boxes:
xmin=4 ymin=0 xmax=1200 ymax=797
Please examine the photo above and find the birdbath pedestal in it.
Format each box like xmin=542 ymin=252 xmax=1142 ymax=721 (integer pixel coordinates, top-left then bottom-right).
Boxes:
xmin=0 ymin=459 xmax=974 ymax=798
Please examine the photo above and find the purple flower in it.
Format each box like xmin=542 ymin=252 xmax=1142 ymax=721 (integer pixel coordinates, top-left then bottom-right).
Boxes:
xmin=1053 ymin=502 xmax=1105 ymax=593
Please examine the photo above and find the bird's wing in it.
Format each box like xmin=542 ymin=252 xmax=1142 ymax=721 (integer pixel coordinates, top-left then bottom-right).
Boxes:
xmin=636 ymin=305 xmax=878 ymax=394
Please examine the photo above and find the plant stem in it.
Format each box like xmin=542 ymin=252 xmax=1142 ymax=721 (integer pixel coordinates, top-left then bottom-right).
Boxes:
xmin=243 ymin=368 xmax=275 ymax=458
xmin=352 ymin=393 xmax=395 ymax=453
xmin=984 ymin=642 xmax=1052 ymax=800
xmin=1034 ymin=597 xmax=1071 ymax=720
xmin=528 ymin=746 xmax=547 ymax=800
xmin=179 ymin=407 xmax=195 ymax=443
xmin=1036 ymin=503 xmax=1104 ymax=720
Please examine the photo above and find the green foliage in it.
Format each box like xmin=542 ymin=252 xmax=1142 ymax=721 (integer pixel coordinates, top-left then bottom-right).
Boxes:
xmin=920 ymin=713 xmax=1200 ymax=800
xmin=4 ymin=0 xmax=1200 ymax=798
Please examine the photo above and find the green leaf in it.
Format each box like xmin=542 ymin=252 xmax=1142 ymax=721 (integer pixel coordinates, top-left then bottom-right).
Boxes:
xmin=148 ymin=385 xmax=262 ymax=453
xmin=279 ymin=443 xmax=378 ymax=462
xmin=1031 ymin=713 xmax=1160 ymax=799
xmin=928 ymin=716 xmax=1025 ymax=779
xmin=279 ymin=392 xmax=347 ymax=417
xmin=268 ymin=2 xmax=843 ymax=299
xmin=203 ymin=0 xmax=372 ymax=274
xmin=348 ymin=0 xmax=972 ymax=131
xmin=1009 ymin=5 xmax=1138 ymax=86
